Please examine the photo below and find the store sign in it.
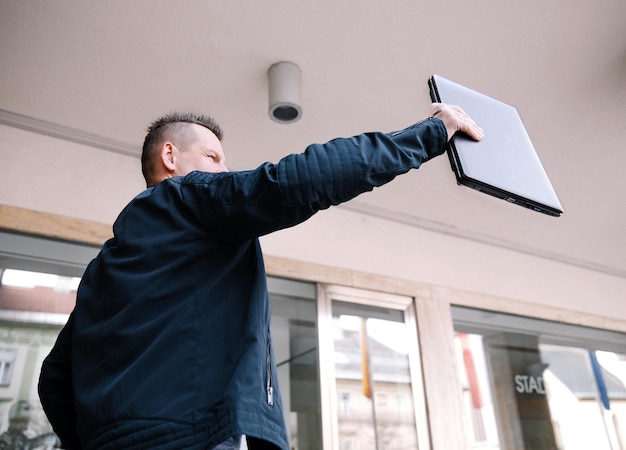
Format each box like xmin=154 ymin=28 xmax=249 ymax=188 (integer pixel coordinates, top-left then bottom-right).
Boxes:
xmin=514 ymin=374 xmax=546 ymax=395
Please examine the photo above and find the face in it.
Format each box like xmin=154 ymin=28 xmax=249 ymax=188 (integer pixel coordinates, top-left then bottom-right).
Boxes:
xmin=171 ymin=123 xmax=228 ymax=176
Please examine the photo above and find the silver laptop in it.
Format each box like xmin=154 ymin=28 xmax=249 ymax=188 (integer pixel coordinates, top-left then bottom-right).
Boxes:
xmin=428 ymin=74 xmax=564 ymax=217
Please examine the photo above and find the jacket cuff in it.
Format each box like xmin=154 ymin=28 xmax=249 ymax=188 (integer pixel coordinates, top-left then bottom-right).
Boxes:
xmin=389 ymin=117 xmax=448 ymax=161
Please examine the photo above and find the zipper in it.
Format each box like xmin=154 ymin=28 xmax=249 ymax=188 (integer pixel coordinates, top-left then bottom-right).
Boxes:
xmin=266 ymin=332 xmax=274 ymax=405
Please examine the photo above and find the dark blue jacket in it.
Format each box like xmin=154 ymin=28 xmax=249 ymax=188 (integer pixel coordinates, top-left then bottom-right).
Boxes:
xmin=38 ymin=119 xmax=447 ymax=449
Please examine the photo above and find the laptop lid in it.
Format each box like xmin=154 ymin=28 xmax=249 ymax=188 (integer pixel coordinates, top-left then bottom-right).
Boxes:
xmin=428 ymin=74 xmax=563 ymax=217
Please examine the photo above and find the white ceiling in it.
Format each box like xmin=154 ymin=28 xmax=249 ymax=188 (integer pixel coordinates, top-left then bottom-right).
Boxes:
xmin=1 ymin=1 xmax=625 ymax=278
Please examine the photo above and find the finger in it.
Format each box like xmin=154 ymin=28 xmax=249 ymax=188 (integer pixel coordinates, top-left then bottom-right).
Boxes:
xmin=462 ymin=119 xmax=484 ymax=141
xmin=450 ymin=106 xmax=483 ymax=141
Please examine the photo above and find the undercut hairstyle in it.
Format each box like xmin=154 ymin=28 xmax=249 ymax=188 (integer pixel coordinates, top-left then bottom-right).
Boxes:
xmin=141 ymin=112 xmax=224 ymax=186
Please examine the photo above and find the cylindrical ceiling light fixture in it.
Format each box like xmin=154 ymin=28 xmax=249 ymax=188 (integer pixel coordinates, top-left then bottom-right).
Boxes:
xmin=268 ymin=61 xmax=302 ymax=123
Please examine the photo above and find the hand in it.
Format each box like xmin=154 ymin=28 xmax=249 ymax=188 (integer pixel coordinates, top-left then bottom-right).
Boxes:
xmin=427 ymin=103 xmax=484 ymax=142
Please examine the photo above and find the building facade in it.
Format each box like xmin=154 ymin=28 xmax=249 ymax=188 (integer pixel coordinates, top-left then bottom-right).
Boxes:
xmin=0 ymin=213 xmax=624 ymax=449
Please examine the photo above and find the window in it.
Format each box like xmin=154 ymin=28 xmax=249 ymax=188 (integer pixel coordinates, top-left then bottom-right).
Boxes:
xmin=452 ymin=306 xmax=626 ymax=450
xmin=318 ymin=285 xmax=429 ymax=449
xmin=268 ymin=277 xmax=321 ymax=450
xmin=0 ymin=320 xmax=62 ymax=439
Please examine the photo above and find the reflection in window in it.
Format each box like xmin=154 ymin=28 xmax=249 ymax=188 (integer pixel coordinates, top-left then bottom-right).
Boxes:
xmin=453 ymin=307 xmax=626 ymax=450
xmin=1 ymin=269 xmax=80 ymax=291
xmin=332 ymin=302 xmax=418 ymax=450
xmin=340 ymin=392 xmax=351 ymax=417
xmin=540 ymin=345 xmax=626 ymax=450
xmin=0 ymin=266 xmax=72 ymax=444
xmin=454 ymin=333 xmax=500 ymax=448
xmin=269 ymin=277 xmax=320 ymax=450
xmin=0 ymin=323 xmax=62 ymax=444
xmin=0 ymin=348 xmax=16 ymax=386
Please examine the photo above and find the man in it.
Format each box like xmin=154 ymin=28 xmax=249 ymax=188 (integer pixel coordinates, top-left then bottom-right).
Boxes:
xmin=38 ymin=103 xmax=482 ymax=450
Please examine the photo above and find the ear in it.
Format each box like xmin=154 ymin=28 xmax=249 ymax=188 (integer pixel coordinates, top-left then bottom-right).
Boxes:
xmin=160 ymin=142 xmax=177 ymax=173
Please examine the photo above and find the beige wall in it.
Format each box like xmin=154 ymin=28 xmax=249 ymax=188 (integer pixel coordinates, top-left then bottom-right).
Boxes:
xmin=0 ymin=124 xmax=144 ymax=225
xmin=261 ymin=207 xmax=626 ymax=321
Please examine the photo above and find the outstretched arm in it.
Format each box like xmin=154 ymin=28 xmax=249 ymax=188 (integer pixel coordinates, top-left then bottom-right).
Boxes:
xmin=178 ymin=103 xmax=482 ymax=242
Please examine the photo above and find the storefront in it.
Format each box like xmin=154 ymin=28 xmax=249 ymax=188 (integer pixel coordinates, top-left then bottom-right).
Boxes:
xmin=1 ymin=228 xmax=625 ymax=449
xmin=453 ymin=307 xmax=626 ymax=449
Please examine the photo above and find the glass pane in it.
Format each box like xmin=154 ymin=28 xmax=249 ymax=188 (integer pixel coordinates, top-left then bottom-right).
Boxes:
xmin=0 ymin=325 xmax=62 ymax=446
xmin=0 ymin=268 xmax=69 ymax=447
xmin=540 ymin=344 xmax=626 ymax=450
xmin=1 ymin=267 xmax=321 ymax=449
xmin=269 ymin=278 xmax=321 ymax=450
xmin=453 ymin=307 xmax=626 ymax=450
xmin=332 ymin=301 xmax=418 ymax=450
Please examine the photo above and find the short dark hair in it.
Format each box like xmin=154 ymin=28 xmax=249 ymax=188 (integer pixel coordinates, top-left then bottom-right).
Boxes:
xmin=141 ymin=113 xmax=224 ymax=186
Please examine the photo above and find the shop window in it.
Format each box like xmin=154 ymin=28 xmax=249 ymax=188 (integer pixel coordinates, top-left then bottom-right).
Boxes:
xmin=268 ymin=277 xmax=321 ymax=450
xmin=0 ymin=232 xmax=325 ymax=448
xmin=452 ymin=306 xmax=626 ymax=450
xmin=318 ymin=286 xmax=430 ymax=449
xmin=0 ymin=269 xmax=321 ymax=449
xmin=0 ymin=323 xmax=63 ymax=446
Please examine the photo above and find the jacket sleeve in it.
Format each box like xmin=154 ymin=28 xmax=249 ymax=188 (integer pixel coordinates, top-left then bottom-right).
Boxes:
xmin=179 ymin=118 xmax=447 ymax=242
xmin=38 ymin=312 xmax=82 ymax=450
xmin=276 ymin=118 xmax=447 ymax=208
